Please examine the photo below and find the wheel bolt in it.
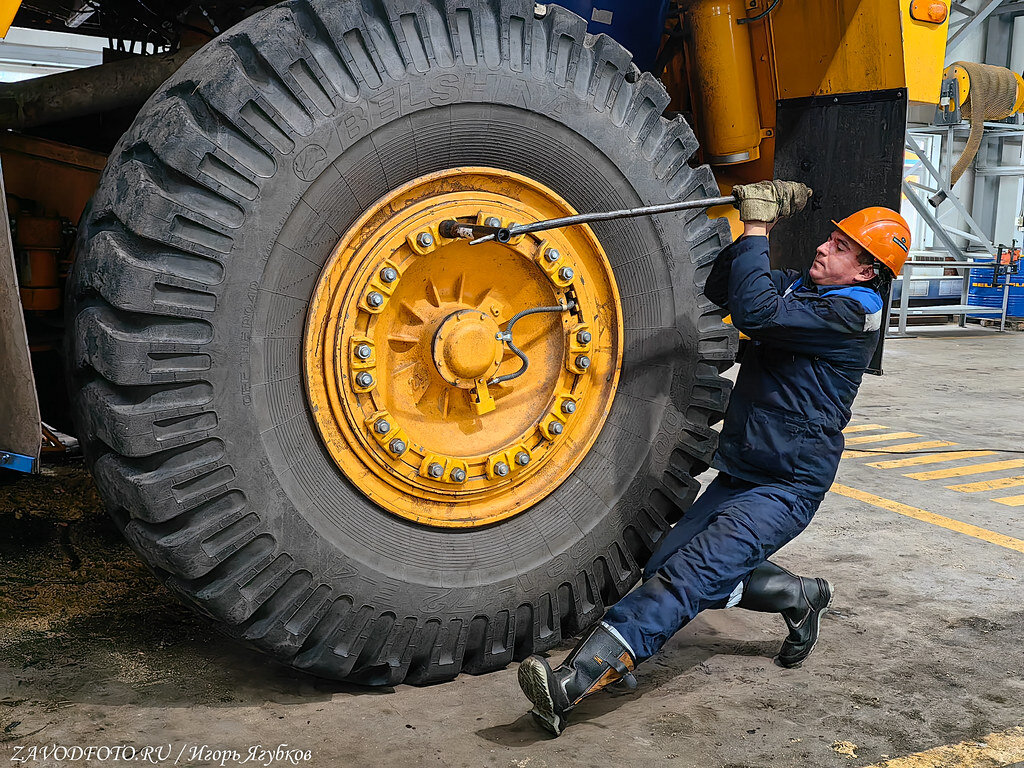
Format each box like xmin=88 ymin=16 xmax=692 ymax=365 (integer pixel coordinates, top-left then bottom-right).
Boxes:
xmin=559 ymin=267 xmax=574 ymax=281
xmin=577 ymin=330 xmax=592 ymax=344
xmin=428 ymin=462 xmax=444 ymax=478
xmin=485 ymin=217 xmax=501 ymax=227
xmin=367 ymin=291 xmax=384 ymax=308
xmin=451 ymin=467 xmax=467 ymax=483
xmin=374 ymin=419 xmax=391 ymax=434
xmin=380 ymin=266 xmax=398 ymax=283
xmin=576 ymin=355 xmax=591 ymax=370
xmin=562 ymin=400 xmax=577 ymax=415
xmin=494 ymin=461 xmax=510 ymax=477
xmin=355 ymin=372 xmax=374 ymax=388
xmin=417 ymin=231 xmax=434 ymax=248
xmin=515 ymin=451 xmax=530 ymax=466
xmin=549 ymin=421 xmax=564 ymax=436
xmin=389 ymin=439 xmax=407 ymax=455
xmin=545 ymin=248 xmax=561 ymax=262
xmin=355 ymin=344 xmax=371 ymax=359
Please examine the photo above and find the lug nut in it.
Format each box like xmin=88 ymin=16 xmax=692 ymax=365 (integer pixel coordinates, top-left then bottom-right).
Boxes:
xmin=374 ymin=419 xmax=391 ymax=434
xmin=515 ymin=451 xmax=530 ymax=466
xmin=355 ymin=372 xmax=374 ymax=388
xmin=485 ymin=217 xmax=501 ymax=227
xmin=355 ymin=344 xmax=372 ymax=359
xmin=380 ymin=266 xmax=398 ymax=283
xmin=389 ymin=439 xmax=407 ymax=455
xmin=544 ymin=248 xmax=561 ymax=262
xmin=417 ymin=231 xmax=434 ymax=248
xmin=428 ymin=462 xmax=444 ymax=478
xmin=549 ymin=421 xmax=564 ymax=436
xmin=576 ymin=355 xmax=591 ymax=370
xmin=577 ymin=330 xmax=592 ymax=344
xmin=494 ymin=461 xmax=510 ymax=477
xmin=559 ymin=267 xmax=574 ymax=281
xmin=451 ymin=467 xmax=467 ymax=483
xmin=367 ymin=291 xmax=384 ymax=308
xmin=562 ymin=401 xmax=577 ymax=415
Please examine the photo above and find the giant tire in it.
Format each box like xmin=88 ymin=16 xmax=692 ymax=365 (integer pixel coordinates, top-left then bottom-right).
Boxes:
xmin=67 ymin=0 xmax=736 ymax=684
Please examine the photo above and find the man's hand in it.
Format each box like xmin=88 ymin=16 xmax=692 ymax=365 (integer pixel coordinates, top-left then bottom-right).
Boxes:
xmin=772 ymin=180 xmax=812 ymax=218
xmin=733 ymin=180 xmax=813 ymax=224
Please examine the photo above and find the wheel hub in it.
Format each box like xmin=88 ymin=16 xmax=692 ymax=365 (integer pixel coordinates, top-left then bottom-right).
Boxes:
xmin=303 ymin=167 xmax=623 ymax=528
xmin=432 ymin=309 xmax=503 ymax=387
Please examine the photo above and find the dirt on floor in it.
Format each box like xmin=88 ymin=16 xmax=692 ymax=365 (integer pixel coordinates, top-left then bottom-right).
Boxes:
xmin=2 ymin=459 xmax=1022 ymax=768
xmin=2 ymin=329 xmax=1023 ymax=768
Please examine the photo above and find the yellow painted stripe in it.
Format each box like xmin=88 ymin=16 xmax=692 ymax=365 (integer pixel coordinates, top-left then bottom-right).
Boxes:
xmin=867 ymin=450 xmax=997 ymax=469
xmin=875 ymin=440 xmax=956 ymax=452
xmin=830 ymin=483 xmax=1024 ymax=554
xmin=842 ymin=423 xmax=889 ymax=433
xmin=844 ymin=431 xmax=921 ymax=446
xmin=843 ymin=440 xmax=956 ymax=459
xmin=861 ymin=725 xmax=1024 ymax=768
xmin=994 ymin=494 xmax=1024 ymax=507
xmin=905 ymin=459 xmax=1024 ymax=481
xmin=947 ymin=475 xmax=1024 ymax=493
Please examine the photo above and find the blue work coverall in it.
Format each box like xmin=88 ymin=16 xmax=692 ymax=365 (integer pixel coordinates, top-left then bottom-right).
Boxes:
xmin=603 ymin=234 xmax=884 ymax=660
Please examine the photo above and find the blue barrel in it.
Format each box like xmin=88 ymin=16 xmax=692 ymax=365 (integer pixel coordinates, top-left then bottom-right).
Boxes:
xmin=556 ymin=1 xmax=671 ymax=72
xmin=968 ymin=260 xmax=1024 ymax=319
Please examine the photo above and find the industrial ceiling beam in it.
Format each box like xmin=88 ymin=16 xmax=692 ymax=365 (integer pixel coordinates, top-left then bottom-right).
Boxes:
xmin=993 ymin=0 xmax=1024 ymax=14
xmin=945 ymin=0 xmax=1009 ymax=61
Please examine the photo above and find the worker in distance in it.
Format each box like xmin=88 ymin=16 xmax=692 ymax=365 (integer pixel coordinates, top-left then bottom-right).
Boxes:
xmin=517 ymin=180 xmax=912 ymax=736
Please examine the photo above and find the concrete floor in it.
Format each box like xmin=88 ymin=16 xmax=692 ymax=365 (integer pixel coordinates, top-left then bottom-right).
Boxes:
xmin=2 ymin=325 xmax=1023 ymax=768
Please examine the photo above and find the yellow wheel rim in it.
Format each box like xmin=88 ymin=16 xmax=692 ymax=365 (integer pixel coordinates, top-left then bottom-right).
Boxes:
xmin=304 ymin=167 xmax=623 ymax=527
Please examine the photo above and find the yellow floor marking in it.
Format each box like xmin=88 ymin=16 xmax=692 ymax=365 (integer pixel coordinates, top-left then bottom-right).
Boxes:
xmin=842 ymin=423 xmax=889 ymax=433
xmin=831 ymin=483 xmax=1024 ymax=554
xmin=844 ymin=431 xmax=922 ymax=446
xmin=994 ymin=494 xmax=1024 ymax=507
xmin=843 ymin=440 xmax=956 ymax=459
xmin=947 ymin=475 xmax=1024 ymax=493
xmin=860 ymin=725 xmax=1024 ymax=768
xmin=905 ymin=459 xmax=1024 ymax=481
xmin=867 ymin=450 xmax=997 ymax=469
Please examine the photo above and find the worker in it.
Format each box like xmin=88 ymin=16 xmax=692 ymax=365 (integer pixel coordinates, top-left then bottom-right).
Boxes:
xmin=517 ymin=180 xmax=912 ymax=736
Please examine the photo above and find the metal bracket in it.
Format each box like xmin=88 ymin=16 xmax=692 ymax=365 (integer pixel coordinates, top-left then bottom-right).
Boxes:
xmin=933 ymin=76 xmax=962 ymax=127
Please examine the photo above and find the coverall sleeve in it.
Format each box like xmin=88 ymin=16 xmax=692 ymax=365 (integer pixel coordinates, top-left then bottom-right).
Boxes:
xmin=726 ymin=235 xmax=883 ymax=359
xmin=705 ymin=240 xmax=794 ymax=308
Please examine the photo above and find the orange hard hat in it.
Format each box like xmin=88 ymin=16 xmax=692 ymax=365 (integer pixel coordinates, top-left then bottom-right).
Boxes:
xmin=831 ymin=207 xmax=911 ymax=276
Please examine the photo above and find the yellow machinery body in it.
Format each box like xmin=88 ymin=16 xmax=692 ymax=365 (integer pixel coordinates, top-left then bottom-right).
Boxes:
xmin=683 ymin=0 xmax=763 ymax=166
xmin=15 ymin=212 xmax=62 ymax=312
xmin=0 ymin=0 xmax=20 ymax=38
xmin=677 ymin=0 xmax=952 ymax=239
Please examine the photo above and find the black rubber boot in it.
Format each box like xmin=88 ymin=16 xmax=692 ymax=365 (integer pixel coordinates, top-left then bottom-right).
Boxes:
xmin=739 ymin=560 xmax=834 ymax=668
xmin=517 ymin=623 xmax=637 ymax=736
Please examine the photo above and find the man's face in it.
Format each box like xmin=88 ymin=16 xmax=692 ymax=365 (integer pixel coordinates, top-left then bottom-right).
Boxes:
xmin=810 ymin=230 xmax=875 ymax=285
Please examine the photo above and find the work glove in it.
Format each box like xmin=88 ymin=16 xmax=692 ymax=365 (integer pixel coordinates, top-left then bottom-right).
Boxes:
xmin=773 ymin=180 xmax=813 ymax=218
xmin=733 ymin=180 xmax=813 ymax=222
